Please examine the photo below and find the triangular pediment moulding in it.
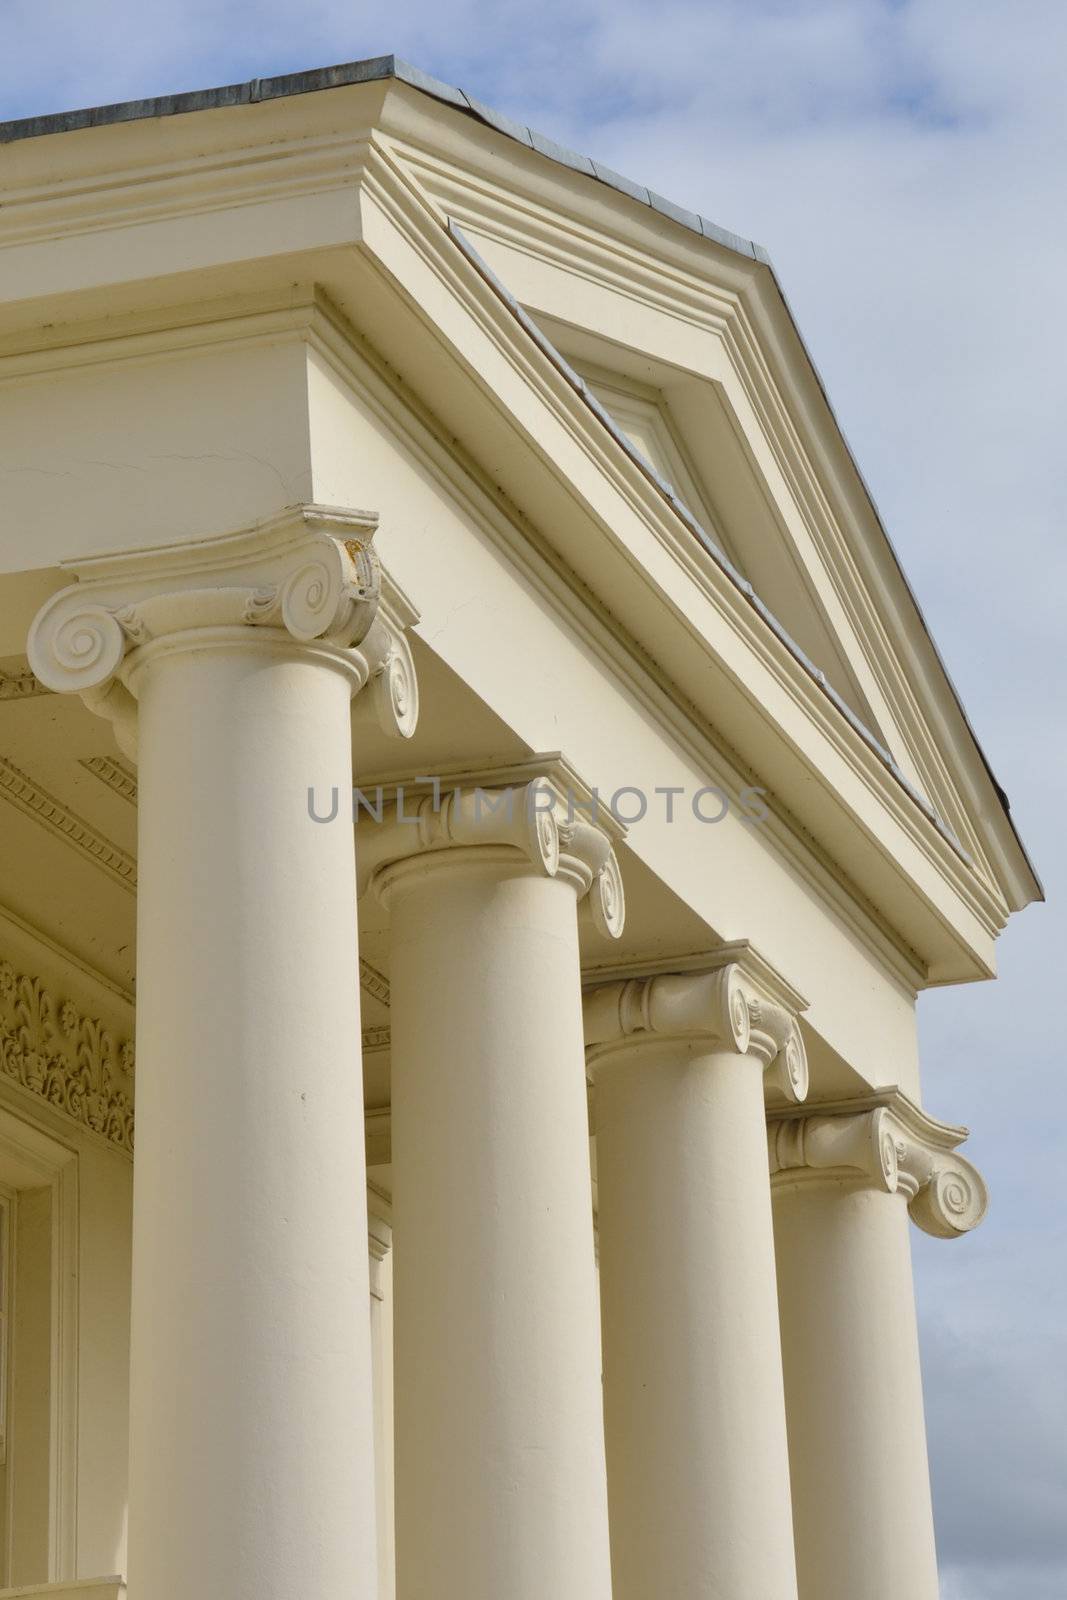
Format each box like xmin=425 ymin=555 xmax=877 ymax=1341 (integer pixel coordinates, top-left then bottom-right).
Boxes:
xmin=412 ymin=139 xmax=1014 ymax=893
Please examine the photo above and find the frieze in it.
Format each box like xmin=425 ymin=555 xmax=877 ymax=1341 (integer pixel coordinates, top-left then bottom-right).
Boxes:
xmin=0 ymin=948 xmax=135 ymax=1153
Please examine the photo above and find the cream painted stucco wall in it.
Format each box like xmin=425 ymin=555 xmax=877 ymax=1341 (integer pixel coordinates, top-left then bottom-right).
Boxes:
xmin=0 ymin=335 xmax=311 ymax=575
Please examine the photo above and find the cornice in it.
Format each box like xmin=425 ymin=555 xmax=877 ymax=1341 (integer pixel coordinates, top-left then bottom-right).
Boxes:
xmin=584 ymin=952 xmax=809 ymax=1103
xmin=80 ymin=754 xmax=138 ymax=805
xmin=391 ymin=137 xmax=751 ymax=325
xmin=0 ymin=899 xmax=134 ymax=1010
xmin=359 ymin=958 xmax=391 ymax=1008
xmin=0 ymin=943 xmax=134 ymax=1154
xmin=0 ymin=756 xmax=137 ymax=891
xmin=768 ymin=1089 xmax=987 ymax=1238
xmin=0 ymin=120 xmax=378 ymax=254
xmin=718 ymin=304 xmax=1002 ymax=886
xmin=0 ymin=291 xmax=325 ymax=384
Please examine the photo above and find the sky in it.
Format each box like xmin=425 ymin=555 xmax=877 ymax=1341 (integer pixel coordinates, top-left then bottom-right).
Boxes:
xmin=3 ymin=2 xmax=1065 ymax=1595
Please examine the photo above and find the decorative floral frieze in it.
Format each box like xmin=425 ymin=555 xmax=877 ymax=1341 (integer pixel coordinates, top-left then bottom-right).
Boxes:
xmin=0 ymin=950 xmax=134 ymax=1153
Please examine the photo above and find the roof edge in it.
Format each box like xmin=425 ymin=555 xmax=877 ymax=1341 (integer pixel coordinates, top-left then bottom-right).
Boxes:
xmin=0 ymin=54 xmax=769 ymax=263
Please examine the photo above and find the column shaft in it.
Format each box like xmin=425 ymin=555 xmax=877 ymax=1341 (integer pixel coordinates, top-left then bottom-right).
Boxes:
xmin=127 ymin=637 xmax=378 ymax=1600
xmin=596 ymin=1040 xmax=799 ymax=1599
xmin=773 ymin=1180 xmax=940 ymax=1600
xmin=389 ymin=859 xmax=612 ymax=1600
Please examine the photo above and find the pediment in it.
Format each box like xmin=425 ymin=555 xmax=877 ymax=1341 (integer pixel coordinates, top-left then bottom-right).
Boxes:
xmin=0 ymin=61 xmax=1039 ymax=980
xmin=395 ymin=197 xmax=1037 ymax=921
xmin=357 ymin=81 xmax=1037 ymax=919
xmin=504 ymin=309 xmax=996 ymax=891
xmin=573 ymin=361 xmax=891 ymax=756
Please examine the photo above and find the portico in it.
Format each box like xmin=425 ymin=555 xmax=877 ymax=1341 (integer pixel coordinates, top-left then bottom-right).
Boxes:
xmin=0 ymin=55 xmax=1039 ymax=1600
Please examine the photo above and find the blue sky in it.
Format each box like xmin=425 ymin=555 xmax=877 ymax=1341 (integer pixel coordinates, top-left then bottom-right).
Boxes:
xmin=3 ymin=4 xmax=1065 ymax=1595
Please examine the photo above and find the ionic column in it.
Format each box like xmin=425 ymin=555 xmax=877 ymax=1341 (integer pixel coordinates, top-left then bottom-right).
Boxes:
xmin=769 ymin=1097 xmax=988 ymax=1600
xmin=585 ymin=951 xmax=809 ymax=1600
xmin=360 ymin=779 xmax=624 ymax=1600
xmin=29 ymin=506 xmax=418 ymax=1600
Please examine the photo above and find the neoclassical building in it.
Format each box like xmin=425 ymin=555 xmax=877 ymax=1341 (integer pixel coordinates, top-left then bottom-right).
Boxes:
xmin=0 ymin=56 xmax=1040 ymax=1600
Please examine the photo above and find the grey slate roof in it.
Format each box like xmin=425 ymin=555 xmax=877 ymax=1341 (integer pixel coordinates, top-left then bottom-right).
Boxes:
xmin=0 ymin=53 xmax=1037 ymax=883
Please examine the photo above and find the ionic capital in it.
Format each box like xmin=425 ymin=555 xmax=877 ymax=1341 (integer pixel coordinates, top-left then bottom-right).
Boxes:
xmin=357 ymin=775 xmax=625 ymax=938
xmin=894 ymin=1127 xmax=988 ymax=1237
xmin=768 ymin=1092 xmax=988 ymax=1238
xmin=27 ymin=504 xmax=420 ymax=757
xmin=584 ymin=948 xmax=809 ymax=1103
xmin=769 ymin=1106 xmax=900 ymax=1193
